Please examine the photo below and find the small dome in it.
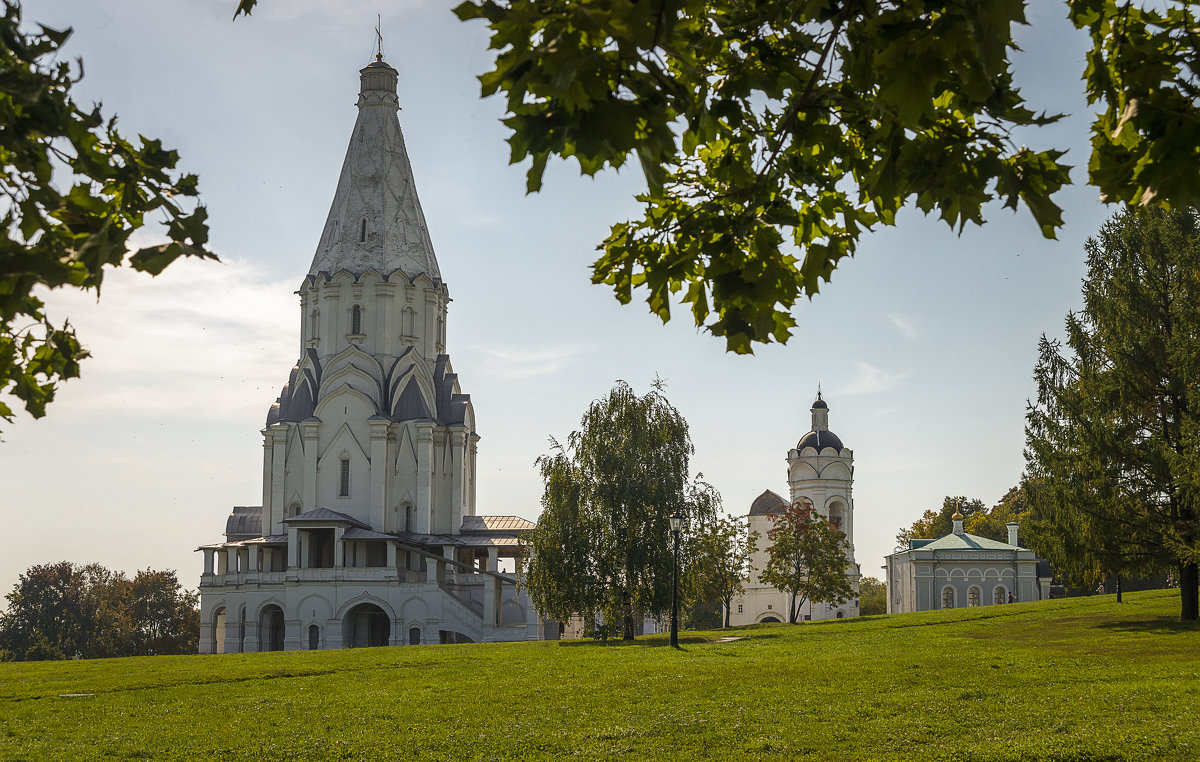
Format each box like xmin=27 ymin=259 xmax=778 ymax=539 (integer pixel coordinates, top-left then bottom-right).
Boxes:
xmin=749 ymin=489 xmax=788 ymax=516
xmin=811 ymin=397 xmax=828 ymax=410
xmin=797 ymin=429 xmax=843 ymax=452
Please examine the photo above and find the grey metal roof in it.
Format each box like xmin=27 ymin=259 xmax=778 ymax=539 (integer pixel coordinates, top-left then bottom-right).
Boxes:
xmin=225 ymin=506 xmax=263 ymax=540
xmin=244 ymin=535 xmax=289 ymax=544
xmin=342 ymin=527 xmax=397 ymax=540
xmin=461 ymin=515 xmax=536 ymax=533
xmin=797 ymin=429 xmax=844 ymax=453
xmin=919 ymin=532 xmax=1021 ymax=552
xmin=749 ymin=489 xmax=788 ymax=516
xmin=283 ymin=508 xmax=368 ymax=528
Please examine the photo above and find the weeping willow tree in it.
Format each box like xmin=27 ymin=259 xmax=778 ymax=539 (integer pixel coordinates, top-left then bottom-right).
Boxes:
xmin=1026 ymin=206 xmax=1200 ymax=621
xmin=523 ymin=380 xmax=717 ymax=640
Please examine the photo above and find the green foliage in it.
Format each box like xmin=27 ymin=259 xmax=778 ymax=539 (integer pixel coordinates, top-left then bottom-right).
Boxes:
xmin=0 ymin=1 xmax=214 ymax=427
xmin=1070 ymin=1 xmax=1200 ymax=208
xmin=524 ymin=380 xmax=717 ymax=639
xmin=759 ymin=499 xmax=853 ymax=623
xmin=454 ymin=0 xmax=1071 ymax=353
xmin=895 ymin=495 xmax=987 ymax=549
xmin=858 ymin=576 xmax=886 ymax=616
xmin=682 ymin=511 xmax=756 ymax=628
xmin=1025 ymin=206 xmax=1200 ymax=621
xmin=0 ymin=561 xmax=198 ymax=660
xmin=0 ymin=591 xmax=1196 ymax=759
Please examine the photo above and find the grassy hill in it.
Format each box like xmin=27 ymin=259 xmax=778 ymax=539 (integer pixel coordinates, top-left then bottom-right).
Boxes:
xmin=1 ymin=590 xmax=1197 ymax=760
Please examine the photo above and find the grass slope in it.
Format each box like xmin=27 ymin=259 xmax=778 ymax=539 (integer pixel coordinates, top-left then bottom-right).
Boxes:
xmin=1 ymin=590 xmax=1198 ymax=761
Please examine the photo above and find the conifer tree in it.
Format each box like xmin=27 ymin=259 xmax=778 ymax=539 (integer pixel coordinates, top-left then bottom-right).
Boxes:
xmin=1026 ymin=207 xmax=1200 ymax=621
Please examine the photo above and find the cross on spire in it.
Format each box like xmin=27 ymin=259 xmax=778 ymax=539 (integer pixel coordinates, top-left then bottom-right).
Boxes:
xmin=374 ymin=14 xmax=384 ymax=62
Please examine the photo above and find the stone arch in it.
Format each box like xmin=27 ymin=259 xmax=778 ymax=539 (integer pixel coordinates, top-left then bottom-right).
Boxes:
xmin=819 ymin=462 xmax=852 ymax=481
xmin=402 ymin=595 xmax=429 ymax=625
xmin=757 ymin=614 xmax=783 ymax=624
xmin=211 ymin=605 xmax=227 ymax=655
xmin=259 ymin=602 xmax=287 ymax=651
xmin=941 ymin=586 xmax=956 ymax=609
xmin=343 ymin=602 xmax=390 ymax=648
xmin=789 ymin=461 xmax=819 ymax=480
xmin=336 ymin=592 xmax=398 ymax=623
xmin=825 ymin=497 xmax=848 ymax=532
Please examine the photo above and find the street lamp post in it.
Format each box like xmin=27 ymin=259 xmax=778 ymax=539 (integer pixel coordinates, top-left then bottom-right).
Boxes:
xmin=669 ymin=509 xmax=684 ymax=648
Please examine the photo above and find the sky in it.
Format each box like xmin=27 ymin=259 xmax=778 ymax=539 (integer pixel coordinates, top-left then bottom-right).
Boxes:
xmin=1 ymin=0 xmax=1115 ymax=597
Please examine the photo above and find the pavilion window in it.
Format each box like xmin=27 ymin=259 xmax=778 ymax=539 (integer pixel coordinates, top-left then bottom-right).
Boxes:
xmin=968 ymin=586 xmax=981 ymax=607
xmin=994 ymin=586 xmax=1007 ymax=605
xmin=339 ymin=458 xmax=350 ymax=497
xmin=941 ymin=586 xmax=954 ymax=609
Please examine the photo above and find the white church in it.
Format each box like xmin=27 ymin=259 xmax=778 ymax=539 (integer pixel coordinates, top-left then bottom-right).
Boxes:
xmin=729 ymin=393 xmax=861 ymax=624
xmin=197 ymin=55 xmax=544 ymax=652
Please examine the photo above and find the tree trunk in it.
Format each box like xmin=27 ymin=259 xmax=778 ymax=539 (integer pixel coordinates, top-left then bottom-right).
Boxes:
xmin=789 ymin=592 xmax=798 ymax=624
xmin=1115 ymin=573 xmax=1122 ymax=603
xmin=723 ymin=597 xmax=731 ymax=628
xmin=623 ymin=591 xmax=635 ymax=641
xmin=1181 ymin=562 xmax=1199 ymax=622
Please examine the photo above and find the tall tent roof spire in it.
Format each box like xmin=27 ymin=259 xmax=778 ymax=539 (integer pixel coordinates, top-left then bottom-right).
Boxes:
xmin=308 ymin=53 xmax=440 ymax=280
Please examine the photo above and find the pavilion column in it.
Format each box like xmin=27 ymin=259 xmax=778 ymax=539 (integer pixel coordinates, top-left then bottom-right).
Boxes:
xmin=202 ymin=548 xmax=215 ymax=576
xmin=288 ymin=527 xmax=301 ymax=569
xmin=334 ymin=526 xmax=346 ymax=568
xmin=449 ymin=427 xmax=467 ymax=533
xmin=270 ymin=423 xmax=289 ymax=531
xmin=248 ymin=545 xmax=260 ymax=573
xmin=301 ymin=420 xmax=320 ymax=511
xmin=415 ymin=422 xmax=434 ymax=533
xmin=369 ymin=418 xmax=389 ymax=530
xmin=483 ymin=546 xmax=500 ymax=638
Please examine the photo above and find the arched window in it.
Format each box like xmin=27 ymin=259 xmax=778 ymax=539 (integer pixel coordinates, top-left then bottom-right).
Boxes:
xmin=941 ymin=586 xmax=955 ymax=609
xmin=339 ymin=458 xmax=350 ymax=497
xmin=289 ymin=502 xmax=302 ymax=518
xmin=404 ymin=503 xmax=414 ymax=532
xmin=359 ymin=217 xmax=368 ymax=242
xmin=308 ymin=624 xmax=320 ymax=650
xmin=309 ymin=309 xmax=319 ymax=338
xmin=409 ymin=627 xmax=421 ymax=646
xmin=968 ymin=586 xmax=981 ymax=607
xmin=994 ymin=586 xmax=1008 ymax=605
xmin=401 ymin=306 xmax=416 ymax=337
xmin=351 ymin=304 xmax=363 ymax=335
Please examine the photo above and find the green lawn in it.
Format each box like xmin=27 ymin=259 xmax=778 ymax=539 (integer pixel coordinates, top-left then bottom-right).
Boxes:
xmin=2 ymin=590 xmax=1197 ymax=760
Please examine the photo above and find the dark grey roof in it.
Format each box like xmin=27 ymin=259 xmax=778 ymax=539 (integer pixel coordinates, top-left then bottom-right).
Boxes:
xmin=811 ymin=397 xmax=828 ymax=410
xmin=797 ymin=429 xmax=844 ymax=452
xmin=342 ymin=527 xmax=397 ymax=540
xmin=225 ymin=506 xmax=263 ymax=540
xmin=284 ymin=508 xmax=368 ymax=528
xmin=749 ymin=489 xmax=788 ymax=516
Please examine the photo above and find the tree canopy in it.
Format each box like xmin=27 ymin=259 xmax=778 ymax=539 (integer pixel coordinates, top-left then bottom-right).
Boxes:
xmin=683 ymin=512 xmax=756 ymax=628
xmin=0 ymin=561 xmax=199 ymax=660
xmin=523 ymin=380 xmax=717 ymax=640
xmin=759 ymin=498 xmax=853 ymax=623
xmin=0 ymin=2 xmax=214 ymax=428
xmin=1025 ymin=206 xmax=1200 ymax=622
xmin=441 ymin=0 xmax=1196 ymax=353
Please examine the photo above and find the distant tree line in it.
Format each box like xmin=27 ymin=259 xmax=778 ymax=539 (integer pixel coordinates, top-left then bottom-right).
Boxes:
xmin=0 ymin=561 xmax=198 ymax=661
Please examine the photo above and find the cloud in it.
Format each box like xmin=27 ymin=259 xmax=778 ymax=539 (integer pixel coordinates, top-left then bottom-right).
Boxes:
xmin=842 ymin=361 xmax=909 ymax=396
xmin=29 ymin=256 xmax=297 ymax=424
xmin=466 ymin=344 xmax=586 ymax=380
xmin=887 ymin=312 xmax=920 ymax=340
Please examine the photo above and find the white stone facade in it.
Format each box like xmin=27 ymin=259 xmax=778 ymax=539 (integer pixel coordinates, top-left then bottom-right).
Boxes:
xmin=197 ymin=57 xmax=546 ymax=652
xmin=730 ymin=393 xmax=861 ymax=624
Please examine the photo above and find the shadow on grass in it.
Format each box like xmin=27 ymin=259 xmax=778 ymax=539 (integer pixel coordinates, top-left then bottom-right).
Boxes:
xmin=1095 ymin=616 xmax=1200 ymax=635
xmin=556 ymin=633 xmax=781 ymax=648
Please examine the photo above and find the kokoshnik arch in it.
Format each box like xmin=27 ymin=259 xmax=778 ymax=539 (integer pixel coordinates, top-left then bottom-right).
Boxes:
xmin=196 ymin=54 xmax=549 ymax=652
